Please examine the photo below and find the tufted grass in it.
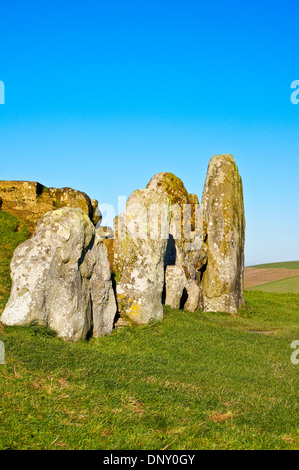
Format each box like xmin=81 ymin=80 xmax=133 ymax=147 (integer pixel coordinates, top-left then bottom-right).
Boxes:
xmin=0 ymin=211 xmax=29 ymax=314
xmin=249 ymin=276 xmax=299 ymax=294
xmin=0 ymin=291 xmax=298 ymax=450
xmin=0 ymin=210 xmax=298 ymax=450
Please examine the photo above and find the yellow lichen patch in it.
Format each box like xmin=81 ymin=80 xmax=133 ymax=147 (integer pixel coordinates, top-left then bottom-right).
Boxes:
xmin=129 ymin=302 xmax=142 ymax=318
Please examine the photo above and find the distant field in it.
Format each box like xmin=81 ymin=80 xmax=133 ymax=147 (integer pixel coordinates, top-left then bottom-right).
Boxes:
xmin=245 ymin=261 xmax=299 ymax=293
xmin=249 ymin=276 xmax=299 ymax=293
xmin=249 ymin=261 xmax=299 ymax=270
xmin=244 ymin=268 xmax=299 ymax=289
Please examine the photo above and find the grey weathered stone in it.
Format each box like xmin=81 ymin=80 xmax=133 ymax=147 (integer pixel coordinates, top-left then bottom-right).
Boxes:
xmin=89 ymin=238 xmax=117 ymax=337
xmin=1 ymin=207 xmax=117 ymax=341
xmin=114 ymin=187 xmax=170 ymax=325
xmin=96 ymin=226 xmax=114 ymax=239
xmin=146 ymin=173 xmax=207 ymax=281
xmin=112 ymin=172 xmax=208 ymax=318
xmin=164 ymin=265 xmax=187 ymax=309
xmin=91 ymin=199 xmax=102 ymax=226
xmin=201 ymin=154 xmax=245 ymax=314
xmin=146 ymin=172 xmax=208 ymax=314
xmin=184 ymin=279 xmax=201 ymax=312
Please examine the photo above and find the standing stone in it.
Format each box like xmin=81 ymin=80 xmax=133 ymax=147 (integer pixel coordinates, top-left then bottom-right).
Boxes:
xmin=146 ymin=173 xmax=207 ymax=280
xmin=91 ymin=199 xmax=102 ymax=225
xmin=146 ymin=173 xmax=207 ymax=311
xmin=184 ymin=279 xmax=201 ymax=312
xmin=165 ymin=265 xmax=187 ymax=309
xmin=1 ymin=208 xmax=117 ymax=341
xmin=96 ymin=226 xmax=114 ymax=273
xmin=112 ymin=173 xmax=208 ymax=318
xmin=114 ymin=187 xmax=170 ymax=325
xmin=88 ymin=237 xmax=117 ymax=337
xmin=201 ymin=154 xmax=245 ymax=314
xmin=96 ymin=226 xmax=114 ymax=239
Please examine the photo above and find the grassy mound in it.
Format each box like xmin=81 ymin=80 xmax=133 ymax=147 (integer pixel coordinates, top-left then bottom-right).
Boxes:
xmin=0 ymin=291 xmax=298 ymax=450
xmin=249 ymin=276 xmax=299 ymax=293
xmin=0 ymin=215 xmax=298 ymax=449
xmin=0 ymin=211 xmax=29 ymax=313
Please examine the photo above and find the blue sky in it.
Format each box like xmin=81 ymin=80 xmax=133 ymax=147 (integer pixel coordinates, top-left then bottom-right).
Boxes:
xmin=0 ymin=0 xmax=298 ymax=266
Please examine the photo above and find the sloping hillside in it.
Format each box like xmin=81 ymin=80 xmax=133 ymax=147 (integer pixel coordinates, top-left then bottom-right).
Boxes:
xmin=0 ymin=211 xmax=29 ymax=314
xmin=249 ymin=261 xmax=299 ymax=270
xmin=245 ymin=261 xmax=299 ymax=292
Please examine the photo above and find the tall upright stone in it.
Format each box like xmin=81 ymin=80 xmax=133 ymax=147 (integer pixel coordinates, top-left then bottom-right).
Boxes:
xmin=201 ymin=154 xmax=245 ymax=314
xmin=114 ymin=187 xmax=170 ymax=325
xmin=164 ymin=265 xmax=187 ymax=309
xmin=146 ymin=173 xmax=207 ymax=311
xmin=1 ymin=208 xmax=117 ymax=341
xmin=112 ymin=173 xmax=208 ymax=318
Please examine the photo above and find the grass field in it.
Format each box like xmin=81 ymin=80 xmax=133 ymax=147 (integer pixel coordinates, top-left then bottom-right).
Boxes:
xmin=245 ymin=261 xmax=299 ymax=293
xmin=0 ymin=292 xmax=298 ymax=450
xmin=250 ymin=276 xmax=299 ymax=294
xmin=0 ymin=211 xmax=29 ymax=313
xmin=0 ymin=211 xmax=298 ymax=450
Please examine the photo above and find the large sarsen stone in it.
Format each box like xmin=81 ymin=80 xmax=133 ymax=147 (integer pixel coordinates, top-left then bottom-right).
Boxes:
xmin=1 ymin=207 xmax=116 ymax=341
xmin=201 ymin=154 xmax=245 ymax=314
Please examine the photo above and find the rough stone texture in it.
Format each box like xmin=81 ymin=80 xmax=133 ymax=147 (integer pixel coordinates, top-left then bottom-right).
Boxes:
xmin=146 ymin=173 xmax=207 ymax=312
xmin=201 ymin=154 xmax=245 ymax=314
xmin=112 ymin=213 xmax=135 ymax=276
xmin=96 ymin=226 xmax=115 ymax=273
xmin=164 ymin=265 xmax=187 ymax=309
xmin=111 ymin=173 xmax=208 ymax=318
xmin=0 ymin=207 xmax=116 ymax=341
xmin=184 ymin=279 xmax=201 ymax=312
xmin=146 ymin=173 xmax=207 ymax=281
xmin=96 ymin=226 xmax=114 ymax=239
xmin=91 ymin=199 xmax=102 ymax=226
xmin=89 ymin=239 xmax=117 ymax=338
xmin=0 ymin=181 xmax=101 ymax=232
xmin=114 ymin=187 xmax=170 ymax=325
xmin=187 ymin=193 xmax=200 ymax=232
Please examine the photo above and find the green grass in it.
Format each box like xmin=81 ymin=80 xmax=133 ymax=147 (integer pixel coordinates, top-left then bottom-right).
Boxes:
xmin=0 ymin=211 xmax=29 ymax=313
xmin=248 ymin=261 xmax=299 ymax=270
xmin=0 ymin=291 xmax=298 ymax=450
xmin=0 ymin=211 xmax=298 ymax=450
xmin=249 ymin=276 xmax=299 ymax=294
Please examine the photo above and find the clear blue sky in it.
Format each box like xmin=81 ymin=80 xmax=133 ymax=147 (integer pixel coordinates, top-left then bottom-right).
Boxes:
xmin=0 ymin=0 xmax=298 ymax=266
